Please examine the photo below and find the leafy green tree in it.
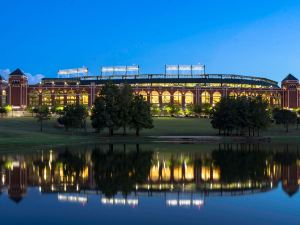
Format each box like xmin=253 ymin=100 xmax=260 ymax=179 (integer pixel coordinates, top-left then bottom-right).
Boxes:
xmin=91 ymin=97 xmax=107 ymax=133
xmin=59 ymin=105 xmax=88 ymax=131
xmin=211 ymin=97 xmax=270 ymax=136
xmin=130 ymin=95 xmax=153 ymax=136
xmin=91 ymin=83 xmax=121 ymax=136
xmin=35 ymin=105 xmax=51 ymax=132
xmin=273 ymin=109 xmax=297 ymax=132
xmin=118 ymin=84 xmax=134 ymax=135
xmin=248 ymin=97 xmax=270 ymax=136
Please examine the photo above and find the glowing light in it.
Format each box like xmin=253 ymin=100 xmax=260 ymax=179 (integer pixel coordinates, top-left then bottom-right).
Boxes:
xmin=58 ymin=194 xmax=88 ymax=204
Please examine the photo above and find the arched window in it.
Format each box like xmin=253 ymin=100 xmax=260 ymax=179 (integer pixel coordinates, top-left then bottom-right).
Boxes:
xmin=185 ymin=91 xmax=194 ymax=105
xmin=212 ymin=92 xmax=221 ymax=105
xmin=42 ymin=90 xmax=52 ymax=106
xmin=229 ymin=92 xmax=237 ymax=98
xmin=261 ymin=93 xmax=270 ymax=103
xmin=80 ymin=91 xmax=89 ymax=105
xmin=55 ymin=90 xmax=65 ymax=106
xmin=29 ymin=91 xmax=39 ymax=107
xmin=139 ymin=91 xmax=148 ymax=101
xmin=240 ymin=92 xmax=246 ymax=97
xmin=162 ymin=91 xmax=171 ymax=104
xmin=201 ymin=91 xmax=210 ymax=104
xmin=67 ymin=90 xmax=76 ymax=105
xmin=273 ymin=93 xmax=281 ymax=106
xmin=150 ymin=91 xmax=159 ymax=104
xmin=173 ymin=91 xmax=182 ymax=105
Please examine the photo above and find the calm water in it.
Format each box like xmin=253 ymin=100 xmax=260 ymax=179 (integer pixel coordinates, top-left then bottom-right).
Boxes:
xmin=0 ymin=143 xmax=300 ymax=225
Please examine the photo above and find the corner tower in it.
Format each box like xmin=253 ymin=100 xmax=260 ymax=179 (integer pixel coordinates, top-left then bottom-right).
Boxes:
xmin=281 ymin=74 xmax=299 ymax=109
xmin=8 ymin=68 xmax=28 ymax=109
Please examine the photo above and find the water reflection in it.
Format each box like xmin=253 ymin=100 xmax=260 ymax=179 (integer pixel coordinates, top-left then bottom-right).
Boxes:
xmin=0 ymin=144 xmax=299 ymax=208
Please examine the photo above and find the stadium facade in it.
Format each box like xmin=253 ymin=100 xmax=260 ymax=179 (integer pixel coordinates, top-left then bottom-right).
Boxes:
xmin=0 ymin=68 xmax=299 ymax=110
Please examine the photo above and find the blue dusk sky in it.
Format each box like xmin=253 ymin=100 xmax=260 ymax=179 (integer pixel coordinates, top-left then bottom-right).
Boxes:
xmin=0 ymin=0 xmax=300 ymax=83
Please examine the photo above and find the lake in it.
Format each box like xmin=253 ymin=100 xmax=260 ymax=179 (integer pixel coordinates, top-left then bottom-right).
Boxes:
xmin=0 ymin=143 xmax=299 ymax=225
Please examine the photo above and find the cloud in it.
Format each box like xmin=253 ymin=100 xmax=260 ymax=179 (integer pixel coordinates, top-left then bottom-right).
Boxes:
xmin=0 ymin=68 xmax=11 ymax=80
xmin=25 ymin=73 xmax=45 ymax=84
xmin=0 ymin=69 xmax=45 ymax=84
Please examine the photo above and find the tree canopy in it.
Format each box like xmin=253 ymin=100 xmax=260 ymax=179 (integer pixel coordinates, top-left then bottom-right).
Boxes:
xmin=211 ymin=96 xmax=270 ymax=136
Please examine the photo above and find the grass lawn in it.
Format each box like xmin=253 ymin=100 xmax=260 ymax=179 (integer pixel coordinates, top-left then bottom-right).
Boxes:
xmin=0 ymin=116 xmax=299 ymax=151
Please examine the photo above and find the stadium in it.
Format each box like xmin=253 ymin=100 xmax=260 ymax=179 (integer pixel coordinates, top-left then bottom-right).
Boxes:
xmin=0 ymin=65 xmax=299 ymax=111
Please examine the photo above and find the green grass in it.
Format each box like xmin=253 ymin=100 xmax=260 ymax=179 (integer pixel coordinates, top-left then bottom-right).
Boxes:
xmin=0 ymin=116 xmax=299 ymax=151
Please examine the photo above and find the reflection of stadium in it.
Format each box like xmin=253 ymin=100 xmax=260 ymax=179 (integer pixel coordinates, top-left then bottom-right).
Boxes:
xmin=0 ymin=147 xmax=299 ymax=205
xmin=0 ymin=67 xmax=299 ymax=110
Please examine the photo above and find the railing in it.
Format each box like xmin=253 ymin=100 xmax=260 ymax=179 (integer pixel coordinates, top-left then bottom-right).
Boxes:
xmin=77 ymin=73 xmax=278 ymax=86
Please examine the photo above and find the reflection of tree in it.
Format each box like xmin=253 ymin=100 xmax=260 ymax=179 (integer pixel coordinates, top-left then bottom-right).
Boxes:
xmin=92 ymin=145 xmax=153 ymax=197
xmin=56 ymin=149 xmax=86 ymax=181
xmin=212 ymin=149 xmax=269 ymax=183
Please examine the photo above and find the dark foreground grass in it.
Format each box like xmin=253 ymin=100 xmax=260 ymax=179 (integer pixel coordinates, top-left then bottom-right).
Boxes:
xmin=0 ymin=117 xmax=299 ymax=151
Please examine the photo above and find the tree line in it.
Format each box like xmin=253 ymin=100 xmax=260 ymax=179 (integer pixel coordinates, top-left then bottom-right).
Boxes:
xmin=32 ymin=83 xmax=153 ymax=136
xmin=211 ymin=96 xmax=271 ymax=136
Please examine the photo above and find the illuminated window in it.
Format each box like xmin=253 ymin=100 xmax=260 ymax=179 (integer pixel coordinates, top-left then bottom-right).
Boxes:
xmin=229 ymin=92 xmax=237 ymax=98
xmin=55 ymin=91 xmax=65 ymax=106
xmin=139 ymin=91 xmax=148 ymax=101
xmin=1 ymin=90 xmax=7 ymax=106
xmin=162 ymin=91 xmax=171 ymax=104
xmin=150 ymin=91 xmax=159 ymax=104
xmin=261 ymin=93 xmax=270 ymax=103
xmin=239 ymin=92 xmax=246 ymax=97
xmin=29 ymin=91 xmax=39 ymax=106
xmin=67 ymin=90 xmax=76 ymax=105
xmin=173 ymin=91 xmax=182 ymax=105
xmin=212 ymin=92 xmax=221 ymax=105
xmin=201 ymin=91 xmax=210 ymax=104
xmin=273 ymin=93 xmax=281 ymax=106
xmin=80 ymin=91 xmax=89 ymax=105
xmin=42 ymin=90 xmax=52 ymax=106
xmin=185 ymin=91 xmax=194 ymax=105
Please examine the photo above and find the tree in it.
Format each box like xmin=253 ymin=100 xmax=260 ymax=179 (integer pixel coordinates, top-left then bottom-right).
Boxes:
xmin=118 ymin=84 xmax=134 ymax=135
xmin=91 ymin=83 xmax=121 ymax=136
xmin=35 ymin=105 xmax=51 ymax=132
xmin=130 ymin=95 xmax=153 ymax=136
xmin=59 ymin=105 xmax=88 ymax=131
xmin=91 ymin=97 xmax=107 ymax=133
xmin=273 ymin=109 xmax=297 ymax=132
xmin=211 ymin=97 xmax=270 ymax=136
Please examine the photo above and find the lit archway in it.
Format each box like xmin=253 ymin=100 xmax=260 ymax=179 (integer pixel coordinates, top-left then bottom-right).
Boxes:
xmin=67 ymin=90 xmax=76 ymax=105
xmin=55 ymin=90 xmax=65 ymax=106
xmin=229 ymin=92 xmax=237 ymax=98
xmin=173 ymin=91 xmax=182 ymax=105
xmin=139 ymin=91 xmax=148 ymax=101
xmin=29 ymin=91 xmax=39 ymax=107
xmin=185 ymin=91 xmax=194 ymax=105
xmin=162 ymin=91 xmax=171 ymax=104
xmin=212 ymin=92 xmax=221 ymax=105
xmin=201 ymin=91 xmax=210 ymax=104
xmin=150 ymin=91 xmax=159 ymax=104
xmin=42 ymin=90 xmax=52 ymax=106
xmin=80 ymin=91 xmax=89 ymax=105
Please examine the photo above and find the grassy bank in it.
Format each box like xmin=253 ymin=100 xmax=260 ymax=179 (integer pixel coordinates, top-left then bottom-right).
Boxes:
xmin=0 ymin=117 xmax=299 ymax=151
